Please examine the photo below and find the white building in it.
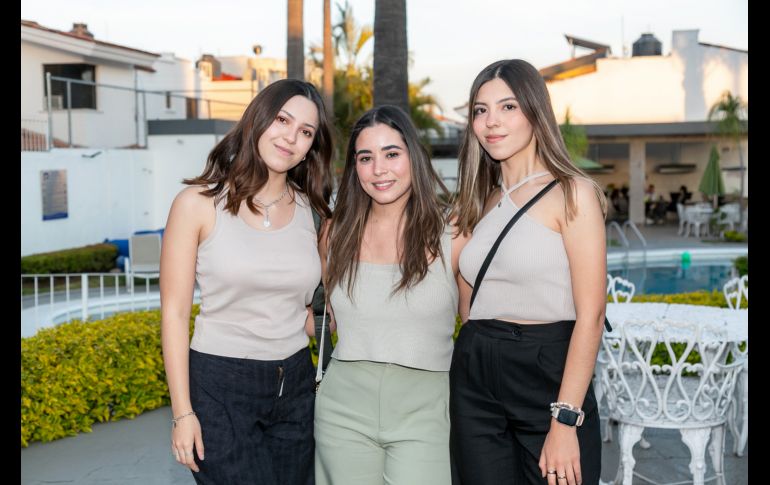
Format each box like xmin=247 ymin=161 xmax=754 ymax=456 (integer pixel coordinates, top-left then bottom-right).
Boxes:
xmin=541 ymin=30 xmax=748 ymax=223
xmin=21 ymin=20 xmax=204 ymax=149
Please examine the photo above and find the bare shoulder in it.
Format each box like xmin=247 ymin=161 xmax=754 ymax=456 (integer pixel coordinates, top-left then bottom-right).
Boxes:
xmin=570 ymin=177 xmax=603 ymax=211
xmin=172 ymin=186 xmax=214 ymax=211
xmin=168 ymin=186 xmax=217 ymax=229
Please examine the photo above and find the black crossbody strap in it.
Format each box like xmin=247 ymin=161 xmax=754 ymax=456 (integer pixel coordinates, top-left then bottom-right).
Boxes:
xmin=468 ymin=179 xmax=612 ymax=332
xmin=470 ymin=180 xmax=559 ymax=309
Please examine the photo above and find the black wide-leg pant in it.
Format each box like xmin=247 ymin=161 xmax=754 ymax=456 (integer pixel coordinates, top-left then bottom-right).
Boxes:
xmin=449 ymin=319 xmax=601 ymax=485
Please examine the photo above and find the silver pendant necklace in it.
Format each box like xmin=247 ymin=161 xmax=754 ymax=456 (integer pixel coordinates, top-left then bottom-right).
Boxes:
xmin=254 ymin=184 xmax=289 ymax=228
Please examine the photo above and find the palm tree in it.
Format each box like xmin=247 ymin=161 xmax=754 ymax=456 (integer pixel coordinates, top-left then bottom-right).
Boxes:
xmin=409 ymin=77 xmax=443 ymax=144
xmin=287 ymin=0 xmax=304 ymax=80
xmin=373 ymin=0 xmax=408 ymax=112
xmin=322 ymin=0 xmax=334 ymax=113
xmin=708 ymin=91 xmax=748 ymax=223
xmin=333 ymin=1 xmax=373 ymax=76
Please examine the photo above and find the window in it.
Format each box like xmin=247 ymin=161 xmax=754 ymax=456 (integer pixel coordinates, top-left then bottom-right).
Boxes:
xmin=165 ymin=91 xmax=172 ymax=109
xmin=43 ymin=64 xmax=96 ymax=109
xmin=185 ymin=97 xmax=199 ymax=119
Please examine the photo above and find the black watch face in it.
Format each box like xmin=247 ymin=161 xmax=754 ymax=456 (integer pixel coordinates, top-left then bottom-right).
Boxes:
xmin=557 ymin=409 xmax=578 ymax=426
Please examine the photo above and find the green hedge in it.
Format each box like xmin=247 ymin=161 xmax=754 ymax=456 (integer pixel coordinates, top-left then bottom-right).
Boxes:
xmin=21 ymin=305 xmax=333 ymax=447
xmin=21 ymin=244 xmax=118 ymax=274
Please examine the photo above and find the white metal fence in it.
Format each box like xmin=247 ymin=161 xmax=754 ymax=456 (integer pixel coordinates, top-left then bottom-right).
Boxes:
xmin=20 ymin=272 xmax=176 ymax=338
xmin=21 ymin=118 xmax=50 ymax=152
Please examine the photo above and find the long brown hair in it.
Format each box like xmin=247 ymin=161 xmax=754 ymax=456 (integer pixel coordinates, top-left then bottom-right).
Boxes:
xmin=326 ymin=105 xmax=449 ymax=297
xmin=452 ymin=59 xmax=607 ymax=235
xmin=184 ymin=79 xmax=333 ymax=219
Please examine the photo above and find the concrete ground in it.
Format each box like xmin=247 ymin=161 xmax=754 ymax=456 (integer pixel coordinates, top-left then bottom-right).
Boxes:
xmin=21 ymin=405 xmax=747 ymax=484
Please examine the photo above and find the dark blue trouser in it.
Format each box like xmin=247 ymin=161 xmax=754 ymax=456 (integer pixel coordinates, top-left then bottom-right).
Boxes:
xmin=189 ymin=347 xmax=316 ymax=485
xmin=450 ymin=319 xmax=601 ymax=485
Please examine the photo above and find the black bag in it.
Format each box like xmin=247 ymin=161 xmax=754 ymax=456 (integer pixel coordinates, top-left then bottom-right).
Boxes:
xmin=311 ymin=209 xmax=334 ymax=371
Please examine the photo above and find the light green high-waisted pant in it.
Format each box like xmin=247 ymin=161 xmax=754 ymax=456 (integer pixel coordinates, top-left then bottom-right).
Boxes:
xmin=314 ymin=358 xmax=451 ymax=485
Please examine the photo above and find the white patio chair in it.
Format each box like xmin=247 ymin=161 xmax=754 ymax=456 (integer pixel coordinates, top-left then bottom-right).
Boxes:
xmin=601 ymin=319 xmax=744 ymax=485
xmin=126 ymin=233 xmax=161 ymax=292
xmin=725 ymin=275 xmax=748 ymax=457
xmin=598 ymin=275 xmax=642 ymax=444
xmin=717 ymin=203 xmax=740 ymax=233
xmin=610 ymin=276 xmax=635 ymax=303
xmin=676 ymin=203 xmax=687 ymax=236
xmin=723 ymin=276 xmax=744 ymax=310
xmin=684 ymin=206 xmax=711 ymax=238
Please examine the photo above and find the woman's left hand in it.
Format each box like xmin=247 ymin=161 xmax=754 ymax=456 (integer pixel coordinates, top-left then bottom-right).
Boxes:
xmin=539 ymin=419 xmax=582 ymax=485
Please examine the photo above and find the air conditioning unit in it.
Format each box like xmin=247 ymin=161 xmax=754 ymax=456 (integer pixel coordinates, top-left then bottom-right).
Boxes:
xmin=47 ymin=95 xmax=64 ymax=109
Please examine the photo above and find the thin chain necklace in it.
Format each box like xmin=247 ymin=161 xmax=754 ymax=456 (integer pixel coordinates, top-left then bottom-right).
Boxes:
xmin=254 ymin=184 xmax=289 ymax=228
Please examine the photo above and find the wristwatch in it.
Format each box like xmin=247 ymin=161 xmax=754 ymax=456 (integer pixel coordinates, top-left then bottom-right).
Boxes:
xmin=550 ymin=402 xmax=585 ymax=427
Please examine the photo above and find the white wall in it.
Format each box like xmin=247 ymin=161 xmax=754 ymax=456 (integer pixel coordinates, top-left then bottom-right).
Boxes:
xmin=147 ymin=134 xmax=221 ymax=229
xmin=22 ymin=149 xmax=153 ymax=256
xmin=672 ymin=30 xmax=749 ymax=122
xmin=140 ymin=54 xmax=203 ymax=121
xmin=547 ymin=30 xmax=748 ymax=124
xmin=21 ymin=133 xmax=220 ymax=256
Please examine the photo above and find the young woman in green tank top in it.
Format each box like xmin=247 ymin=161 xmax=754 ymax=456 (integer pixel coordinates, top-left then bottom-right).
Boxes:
xmin=314 ymin=105 xmax=469 ymax=485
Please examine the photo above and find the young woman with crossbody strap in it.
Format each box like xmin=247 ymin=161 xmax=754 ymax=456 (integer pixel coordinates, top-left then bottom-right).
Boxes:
xmin=450 ymin=59 xmax=609 ymax=485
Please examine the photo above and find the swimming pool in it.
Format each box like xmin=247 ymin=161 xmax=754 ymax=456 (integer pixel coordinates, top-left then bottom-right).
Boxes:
xmin=607 ymin=248 xmax=746 ymax=295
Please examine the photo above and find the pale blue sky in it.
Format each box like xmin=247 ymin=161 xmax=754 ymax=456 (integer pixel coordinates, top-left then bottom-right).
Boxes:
xmin=21 ymin=0 xmax=747 ymax=115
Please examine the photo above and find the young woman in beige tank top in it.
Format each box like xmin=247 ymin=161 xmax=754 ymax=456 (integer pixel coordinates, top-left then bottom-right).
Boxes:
xmin=160 ymin=79 xmax=332 ymax=484
xmin=313 ymin=105 xmax=469 ymax=485
xmin=450 ymin=60 xmax=609 ymax=485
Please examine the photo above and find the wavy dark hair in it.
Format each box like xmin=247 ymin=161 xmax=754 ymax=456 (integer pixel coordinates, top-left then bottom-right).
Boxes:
xmin=452 ymin=59 xmax=607 ymax=235
xmin=184 ymin=79 xmax=333 ymax=220
xmin=326 ymin=105 xmax=449 ymax=297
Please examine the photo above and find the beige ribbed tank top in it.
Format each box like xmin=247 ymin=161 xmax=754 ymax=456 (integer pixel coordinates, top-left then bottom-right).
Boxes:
xmin=330 ymin=228 xmax=458 ymax=371
xmin=189 ymin=192 xmax=321 ymax=360
xmin=459 ymin=173 xmax=576 ymax=322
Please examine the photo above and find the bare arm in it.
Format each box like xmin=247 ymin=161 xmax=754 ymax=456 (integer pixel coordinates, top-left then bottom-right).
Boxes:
xmin=160 ymin=187 xmax=213 ymax=471
xmin=540 ymin=178 xmax=606 ymax=484
xmin=557 ymin=179 xmax=606 ymax=409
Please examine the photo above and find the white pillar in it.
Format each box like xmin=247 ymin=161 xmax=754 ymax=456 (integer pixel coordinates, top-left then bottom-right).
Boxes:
xmin=629 ymin=140 xmax=646 ymax=224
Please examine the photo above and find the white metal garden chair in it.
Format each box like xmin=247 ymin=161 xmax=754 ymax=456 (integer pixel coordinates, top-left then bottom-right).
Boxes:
xmin=724 ymin=275 xmax=748 ymax=457
xmin=601 ymin=319 xmax=744 ymax=485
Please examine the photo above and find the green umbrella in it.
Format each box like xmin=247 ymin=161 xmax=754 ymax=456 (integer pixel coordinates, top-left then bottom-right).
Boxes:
xmin=574 ymin=156 xmax=603 ymax=170
xmin=698 ymin=145 xmax=726 ymax=208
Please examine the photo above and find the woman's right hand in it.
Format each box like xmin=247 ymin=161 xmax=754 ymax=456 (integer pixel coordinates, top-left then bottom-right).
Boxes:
xmin=171 ymin=414 xmax=204 ymax=472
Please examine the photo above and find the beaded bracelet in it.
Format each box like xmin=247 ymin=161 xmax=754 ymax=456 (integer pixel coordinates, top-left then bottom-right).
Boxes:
xmin=172 ymin=410 xmax=196 ymax=428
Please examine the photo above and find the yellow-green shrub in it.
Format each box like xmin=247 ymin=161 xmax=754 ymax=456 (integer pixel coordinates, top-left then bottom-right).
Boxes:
xmin=21 ymin=306 xmax=199 ymax=447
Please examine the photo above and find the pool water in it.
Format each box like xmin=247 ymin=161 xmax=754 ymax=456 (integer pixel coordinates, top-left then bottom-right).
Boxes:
xmin=609 ymin=262 xmax=736 ymax=295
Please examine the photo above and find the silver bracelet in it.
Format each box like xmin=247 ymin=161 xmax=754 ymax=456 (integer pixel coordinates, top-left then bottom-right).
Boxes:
xmin=171 ymin=410 xmax=196 ymax=428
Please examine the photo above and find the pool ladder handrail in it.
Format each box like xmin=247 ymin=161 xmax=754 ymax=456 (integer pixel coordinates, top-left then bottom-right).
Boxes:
xmin=622 ymin=220 xmax=647 ymax=248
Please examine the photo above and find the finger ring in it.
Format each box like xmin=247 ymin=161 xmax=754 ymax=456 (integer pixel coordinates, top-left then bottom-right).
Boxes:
xmin=547 ymin=470 xmax=557 ymax=475
xmin=557 ymin=476 xmax=567 ymax=480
